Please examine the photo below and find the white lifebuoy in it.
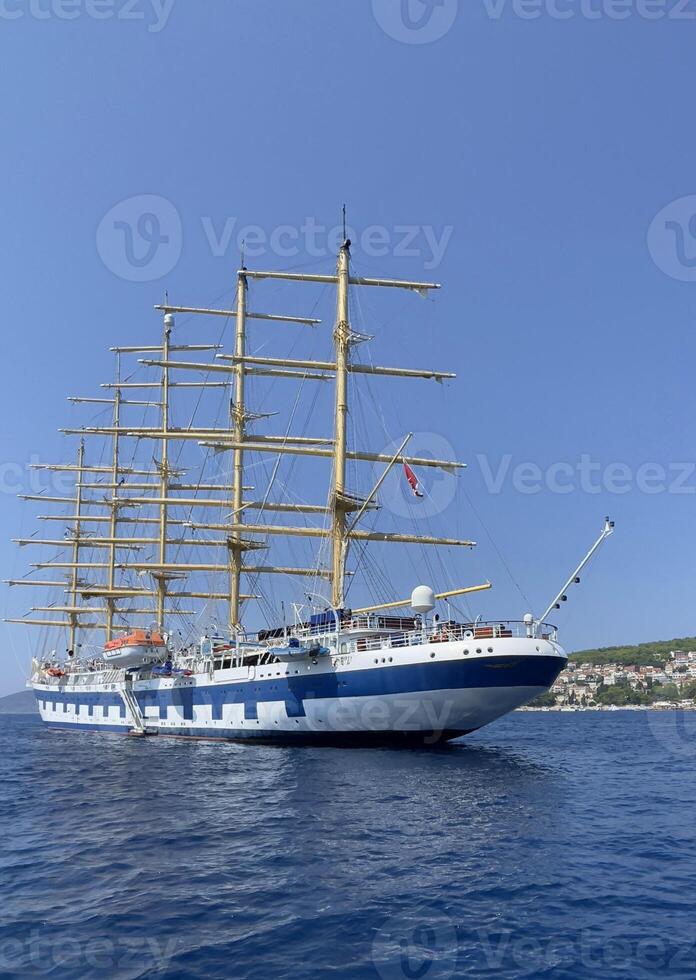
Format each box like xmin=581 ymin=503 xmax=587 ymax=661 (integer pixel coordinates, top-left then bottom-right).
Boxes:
xmin=463 ymin=629 xmax=474 ymax=639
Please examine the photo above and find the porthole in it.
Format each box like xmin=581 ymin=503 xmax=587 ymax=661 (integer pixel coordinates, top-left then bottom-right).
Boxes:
xmin=430 ymin=652 xmax=436 ymax=659
xmin=463 ymin=649 xmax=469 ymax=656
xmin=487 ymin=647 xmax=493 ymax=653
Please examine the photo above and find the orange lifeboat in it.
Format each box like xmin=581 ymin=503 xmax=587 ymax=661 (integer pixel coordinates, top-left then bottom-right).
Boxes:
xmin=103 ymin=629 xmax=167 ymax=668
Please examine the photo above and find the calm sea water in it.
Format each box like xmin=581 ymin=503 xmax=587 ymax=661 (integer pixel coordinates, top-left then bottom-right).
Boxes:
xmin=2 ymin=710 xmax=696 ymax=979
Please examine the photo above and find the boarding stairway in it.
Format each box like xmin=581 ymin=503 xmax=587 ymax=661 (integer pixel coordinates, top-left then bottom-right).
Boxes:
xmin=118 ymin=680 xmax=156 ymax=736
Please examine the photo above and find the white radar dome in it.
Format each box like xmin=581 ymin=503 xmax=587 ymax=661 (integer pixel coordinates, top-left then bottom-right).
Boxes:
xmin=411 ymin=585 xmax=435 ymax=614
xmin=523 ymin=613 xmax=534 ymax=626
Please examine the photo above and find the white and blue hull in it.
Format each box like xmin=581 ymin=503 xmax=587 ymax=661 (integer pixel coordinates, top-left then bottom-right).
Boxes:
xmin=32 ymin=638 xmax=566 ymax=744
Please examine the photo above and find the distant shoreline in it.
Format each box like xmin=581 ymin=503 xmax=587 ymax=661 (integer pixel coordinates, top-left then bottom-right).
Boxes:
xmin=0 ymin=690 xmax=36 ymax=716
xmin=520 ymin=704 xmax=696 ymax=712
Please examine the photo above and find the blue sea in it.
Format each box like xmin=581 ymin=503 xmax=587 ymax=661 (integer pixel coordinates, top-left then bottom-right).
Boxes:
xmin=2 ymin=710 xmax=696 ymax=979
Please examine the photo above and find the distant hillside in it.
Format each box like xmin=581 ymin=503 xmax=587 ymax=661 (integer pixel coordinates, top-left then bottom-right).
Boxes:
xmin=0 ymin=690 xmax=37 ymax=715
xmin=569 ymin=637 xmax=696 ymax=668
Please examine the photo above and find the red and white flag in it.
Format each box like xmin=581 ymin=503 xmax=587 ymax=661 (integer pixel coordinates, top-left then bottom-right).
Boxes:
xmin=403 ymin=462 xmax=424 ymax=498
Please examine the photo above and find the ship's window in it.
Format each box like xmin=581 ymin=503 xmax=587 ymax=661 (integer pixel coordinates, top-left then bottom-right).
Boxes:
xmin=487 ymin=647 xmax=493 ymax=653
xmin=476 ymin=648 xmax=482 ymax=654
xmin=463 ymin=649 xmax=469 ymax=656
xmin=340 ymin=643 xmax=347 ymax=654
xmin=430 ymin=652 xmax=436 ymax=659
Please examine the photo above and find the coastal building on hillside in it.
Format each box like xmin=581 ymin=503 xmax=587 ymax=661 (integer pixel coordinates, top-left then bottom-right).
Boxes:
xmin=536 ymin=643 xmax=696 ymax=708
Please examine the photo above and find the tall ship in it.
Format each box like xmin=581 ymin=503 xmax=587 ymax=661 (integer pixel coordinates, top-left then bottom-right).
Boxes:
xmin=8 ymin=233 xmax=612 ymax=744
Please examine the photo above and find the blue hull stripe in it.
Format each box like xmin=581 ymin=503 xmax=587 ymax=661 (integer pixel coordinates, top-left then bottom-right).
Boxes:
xmin=35 ymin=655 xmax=563 ymax=720
xmin=46 ymin=721 xmax=131 ymax=734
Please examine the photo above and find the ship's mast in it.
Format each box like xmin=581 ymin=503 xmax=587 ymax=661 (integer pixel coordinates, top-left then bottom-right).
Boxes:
xmin=229 ymin=269 xmax=247 ymax=629
xmin=331 ymin=241 xmax=351 ymax=608
xmin=156 ymin=312 xmax=173 ymax=630
xmin=68 ymin=437 xmax=86 ymax=651
xmin=106 ymin=385 xmax=121 ymax=640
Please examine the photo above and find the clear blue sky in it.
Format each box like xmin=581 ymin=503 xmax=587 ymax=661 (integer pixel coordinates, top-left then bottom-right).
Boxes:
xmin=1 ymin=1 xmax=694 ymax=695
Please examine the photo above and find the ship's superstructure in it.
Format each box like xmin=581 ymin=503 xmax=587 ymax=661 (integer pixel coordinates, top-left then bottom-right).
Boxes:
xmin=6 ymin=234 xmax=596 ymax=744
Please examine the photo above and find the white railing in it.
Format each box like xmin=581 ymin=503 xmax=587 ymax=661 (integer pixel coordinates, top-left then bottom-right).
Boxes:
xmin=31 ymin=663 xmax=128 ymax=687
xmin=30 ymin=618 xmax=560 ymax=685
xmin=263 ymin=619 xmax=559 ymax=655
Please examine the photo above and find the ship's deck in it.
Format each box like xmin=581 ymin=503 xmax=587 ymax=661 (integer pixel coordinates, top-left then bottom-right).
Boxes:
xmin=29 ymin=619 xmax=559 ymax=690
